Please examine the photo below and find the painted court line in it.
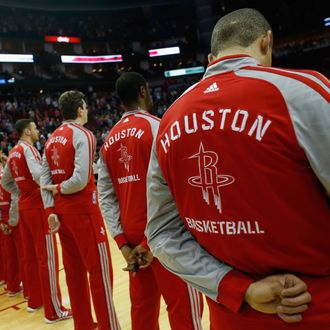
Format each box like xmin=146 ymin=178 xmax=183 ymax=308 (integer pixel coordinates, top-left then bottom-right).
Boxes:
xmin=0 ymin=300 xmax=25 ymax=312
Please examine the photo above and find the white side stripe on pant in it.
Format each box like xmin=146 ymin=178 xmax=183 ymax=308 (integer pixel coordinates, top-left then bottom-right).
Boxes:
xmin=46 ymin=234 xmax=62 ymax=317
xmin=98 ymin=242 xmax=121 ymax=330
xmin=187 ymin=284 xmax=202 ymax=330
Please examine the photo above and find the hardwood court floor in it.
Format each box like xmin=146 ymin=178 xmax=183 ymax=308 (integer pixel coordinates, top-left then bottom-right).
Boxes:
xmin=0 ymin=234 xmax=210 ymax=329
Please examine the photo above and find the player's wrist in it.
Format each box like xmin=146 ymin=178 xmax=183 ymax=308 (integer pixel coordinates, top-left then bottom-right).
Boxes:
xmin=115 ymin=234 xmax=129 ymax=249
xmin=56 ymin=184 xmax=61 ymax=195
xmin=120 ymin=244 xmax=131 ymax=251
xmin=244 ymin=284 xmax=254 ymax=305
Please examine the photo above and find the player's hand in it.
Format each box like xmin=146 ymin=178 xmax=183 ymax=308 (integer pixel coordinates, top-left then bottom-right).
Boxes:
xmin=48 ymin=213 xmax=61 ymax=233
xmin=3 ymin=225 xmax=12 ymax=235
xmin=0 ymin=223 xmax=11 ymax=235
xmin=122 ymin=262 xmax=139 ymax=277
xmin=244 ymin=274 xmax=311 ymax=323
xmin=0 ymin=150 xmax=7 ymax=164
xmin=277 ymin=276 xmax=311 ymax=323
xmin=120 ymin=245 xmax=134 ymax=264
xmin=121 ymin=245 xmax=139 ymax=276
xmin=42 ymin=184 xmax=58 ymax=196
xmin=131 ymin=245 xmax=154 ymax=269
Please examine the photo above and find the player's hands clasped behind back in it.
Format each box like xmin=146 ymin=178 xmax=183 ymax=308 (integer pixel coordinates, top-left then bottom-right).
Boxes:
xmin=121 ymin=244 xmax=154 ymax=276
xmin=131 ymin=245 xmax=153 ymax=269
xmin=0 ymin=223 xmax=12 ymax=235
xmin=244 ymin=274 xmax=312 ymax=323
xmin=48 ymin=213 xmax=61 ymax=233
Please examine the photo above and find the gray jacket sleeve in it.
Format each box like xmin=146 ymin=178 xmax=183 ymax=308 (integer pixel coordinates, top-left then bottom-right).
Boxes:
xmin=59 ymin=127 xmax=93 ymax=194
xmin=8 ymin=192 xmax=19 ymax=227
xmin=1 ymin=164 xmax=19 ymax=195
xmin=23 ymin=145 xmax=42 ymax=185
xmin=97 ymin=153 xmax=124 ymax=239
xmin=287 ymin=81 xmax=330 ymax=193
xmin=146 ymin=141 xmax=234 ymax=302
xmin=40 ymin=153 xmax=55 ymax=210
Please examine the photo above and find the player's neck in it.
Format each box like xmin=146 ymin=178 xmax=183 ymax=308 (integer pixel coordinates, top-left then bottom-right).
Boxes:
xmin=124 ymin=106 xmax=148 ymax=114
xmin=19 ymin=136 xmax=34 ymax=146
xmin=72 ymin=118 xmax=86 ymax=126
xmin=137 ymin=106 xmax=148 ymax=113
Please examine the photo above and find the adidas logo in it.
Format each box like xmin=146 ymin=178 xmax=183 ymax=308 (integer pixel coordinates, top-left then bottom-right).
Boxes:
xmin=203 ymin=82 xmax=219 ymax=93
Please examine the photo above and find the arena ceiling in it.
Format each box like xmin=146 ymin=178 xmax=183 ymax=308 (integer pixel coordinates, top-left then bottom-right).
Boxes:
xmin=0 ymin=0 xmax=178 ymax=11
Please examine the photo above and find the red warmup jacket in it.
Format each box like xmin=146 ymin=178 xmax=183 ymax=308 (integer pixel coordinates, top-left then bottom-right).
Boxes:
xmin=146 ymin=55 xmax=330 ymax=327
xmin=98 ymin=110 xmax=160 ymax=248
xmin=3 ymin=141 xmax=43 ymax=210
xmin=0 ymin=168 xmax=11 ymax=222
xmin=41 ymin=121 xmax=99 ymax=215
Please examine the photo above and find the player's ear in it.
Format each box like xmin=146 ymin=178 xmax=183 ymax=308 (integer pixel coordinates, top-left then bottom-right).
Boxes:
xmin=139 ymin=85 xmax=147 ymax=98
xmin=260 ymin=30 xmax=272 ymax=55
xmin=77 ymin=106 xmax=83 ymax=117
xmin=24 ymin=127 xmax=31 ymax=136
xmin=208 ymin=53 xmax=216 ymax=64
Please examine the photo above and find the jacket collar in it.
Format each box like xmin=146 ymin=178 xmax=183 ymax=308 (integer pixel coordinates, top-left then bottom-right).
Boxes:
xmin=121 ymin=109 xmax=147 ymax=119
xmin=203 ymin=54 xmax=259 ymax=79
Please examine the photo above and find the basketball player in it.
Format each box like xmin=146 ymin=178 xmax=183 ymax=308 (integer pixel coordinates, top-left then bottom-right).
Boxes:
xmin=98 ymin=72 xmax=203 ymax=330
xmin=0 ymin=151 xmax=8 ymax=289
xmin=146 ymin=8 xmax=329 ymax=330
xmin=0 ymin=153 xmax=24 ymax=297
xmin=41 ymin=90 xmax=120 ymax=330
xmin=1 ymin=119 xmax=71 ymax=323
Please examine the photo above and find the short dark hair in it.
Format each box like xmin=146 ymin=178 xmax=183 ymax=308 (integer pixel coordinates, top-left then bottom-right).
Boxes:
xmin=58 ymin=90 xmax=86 ymax=120
xmin=15 ymin=119 xmax=34 ymax=138
xmin=115 ymin=72 xmax=147 ymax=107
xmin=211 ymin=8 xmax=272 ymax=56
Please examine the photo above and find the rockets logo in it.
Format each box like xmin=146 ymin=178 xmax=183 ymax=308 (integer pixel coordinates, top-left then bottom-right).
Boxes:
xmin=12 ymin=160 xmax=19 ymax=176
xmin=51 ymin=146 xmax=60 ymax=166
xmin=188 ymin=142 xmax=235 ymax=213
xmin=118 ymin=144 xmax=132 ymax=172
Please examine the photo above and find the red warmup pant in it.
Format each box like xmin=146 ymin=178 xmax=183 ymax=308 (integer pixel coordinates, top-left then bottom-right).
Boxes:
xmin=129 ymin=258 xmax=203 ymax=330
xmin=19 ymin=207 xmax=65 ymax=319
xmin=207 ymin=276 xmax=330 ymax=330
xmin=0 ymin=232 xmax=5 ymax=282
xmin=58 ymin=211 xmax=120 ymax=330
xmin=2 ymin=225 xmax=26 ymax=294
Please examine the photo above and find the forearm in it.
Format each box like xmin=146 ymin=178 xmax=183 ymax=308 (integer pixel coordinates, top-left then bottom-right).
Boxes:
xmin=8 ymin=193 xmax=19 ymax=227
xmin=40 ymin=154 xmax=55 ymax=212
xmin=1 ymin=165 xmax=19 ymax=195
xmin=97 ymin=155 xmax=126 ymax=247
xmin=147 ymin=206 xmax=251 ymax=310
xmin=58 ymin=176 xmax=87 ymax=194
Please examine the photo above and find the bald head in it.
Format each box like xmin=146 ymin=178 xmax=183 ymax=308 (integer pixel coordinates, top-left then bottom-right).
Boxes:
xmin=211 ymin=8 xmax=272 ymax=57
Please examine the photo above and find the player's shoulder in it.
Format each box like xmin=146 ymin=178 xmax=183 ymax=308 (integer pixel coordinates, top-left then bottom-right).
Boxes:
xmin=10 ymin=143 xmax=22 ymax=153
xmin=240 ymin=65 xmax=329 ymax=100
xmin=136 ymin=112 xmax=160 ymax=122
xmin=133 ymin=112 xmax=160 ymax=128
xmin=68 ymin=122 xmax=95 ymax=140
xmin=162 ymin=82 xmax=200 ymax=121
xmin=19 ymin=141 xmax=35 ymax=153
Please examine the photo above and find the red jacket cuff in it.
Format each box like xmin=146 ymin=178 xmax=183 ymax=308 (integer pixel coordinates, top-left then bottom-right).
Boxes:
xmin=217 ymin=269 xmax=254 ymax=313
xmin=114 ymin=234 xmax=129 ymax=249
xmin=139 ymin=236 xmax=150 ymax=251
xmin=1 ymin=218 xmax=9 ymax=225
xmin=56 ymin=184 xmax=61 ymax=195
xmin=45 ymin=207 xmax=56 ymax=219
